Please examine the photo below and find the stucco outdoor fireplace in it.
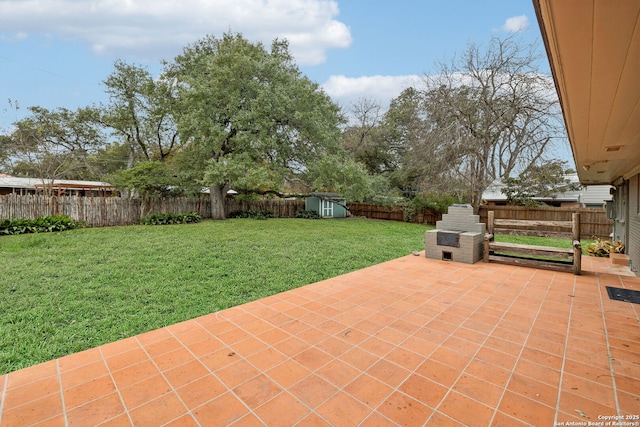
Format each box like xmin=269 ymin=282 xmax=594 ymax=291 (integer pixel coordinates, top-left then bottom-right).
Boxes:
xmin=425 ymin=204 xmax=485 ymax=264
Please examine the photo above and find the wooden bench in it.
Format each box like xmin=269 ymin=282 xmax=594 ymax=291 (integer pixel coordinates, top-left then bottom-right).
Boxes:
xmin=483 ymin=211 xmax=582 ymax=274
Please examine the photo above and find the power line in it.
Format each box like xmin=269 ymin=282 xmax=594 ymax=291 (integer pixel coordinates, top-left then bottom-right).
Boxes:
xmin=0 ymin=55 xmax=74 ymax=82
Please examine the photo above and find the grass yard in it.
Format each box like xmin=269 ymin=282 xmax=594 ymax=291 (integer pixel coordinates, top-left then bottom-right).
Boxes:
xmin=0 ymin=218 xmax=429 ymax=374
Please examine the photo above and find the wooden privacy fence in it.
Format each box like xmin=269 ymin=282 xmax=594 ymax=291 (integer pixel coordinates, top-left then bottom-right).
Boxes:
xmin=0 ymin=194 xmax=305 ymax=227
xmin=348 ymin=203 xmax=441 ymax=225
xmin=477 ymin=205 xmax=612 ymax=240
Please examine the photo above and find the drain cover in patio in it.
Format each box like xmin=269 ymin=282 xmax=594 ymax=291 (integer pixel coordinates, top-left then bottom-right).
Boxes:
xmin=606 ymin=286 xmax=640 ymax=304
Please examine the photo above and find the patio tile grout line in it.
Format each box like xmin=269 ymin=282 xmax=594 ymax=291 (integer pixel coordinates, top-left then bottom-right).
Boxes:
xmin=597 ymin=273 xmax=622 ymax=415
xmin=56 ymin=359 xmax=69 ymax=427
xmin=553 ymin=273 xmax=577 ymax=423
xmin=0 ymin=372 xmax=6 ymax=426
xmin=488 ymin=269 xmax=560 ymax=426
xmin=96 ymin=343 xmax=139 ymax=426
xmin=360 ymin=264 xmax=526 ymax=425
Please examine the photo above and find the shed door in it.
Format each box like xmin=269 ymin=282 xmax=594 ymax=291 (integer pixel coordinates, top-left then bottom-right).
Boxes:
xmin=321 ymin=200 xmax=333 ymax=218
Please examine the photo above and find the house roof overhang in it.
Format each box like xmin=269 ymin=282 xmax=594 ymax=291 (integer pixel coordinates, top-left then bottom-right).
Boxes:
xmin=532 ymin=0 xmax=640 ymax=185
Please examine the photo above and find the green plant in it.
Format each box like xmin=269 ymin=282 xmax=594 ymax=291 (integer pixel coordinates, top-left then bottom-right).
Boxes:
xmin=294 ymin=210 xmax=322 ymax=219
xmin=140 ymin=212 xmax=201 ymax=225
xmin=228 ymin=210 xmax=277 ymax=219
xmin=585 ymin=238 xmax=625 ymax=257
xmin=0 ymin=215 xmax=79 ymax=235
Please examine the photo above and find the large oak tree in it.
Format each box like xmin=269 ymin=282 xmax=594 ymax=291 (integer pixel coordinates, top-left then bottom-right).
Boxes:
xmin=165 ymin=33 xmax=343 ymax=219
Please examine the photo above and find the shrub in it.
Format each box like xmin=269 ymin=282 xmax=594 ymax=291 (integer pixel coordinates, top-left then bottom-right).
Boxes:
xmin=228 ymin=210 xmax=277 ymax=220
xmin=585 ymin=238 xmax=625 ymax=257
xmin=295 ymin=210 xmax=322 ymax=219
xmin=140 ymin=212 xmax=201 ymax=225
xmin=0 ymin=215 xmax=79 ymax=235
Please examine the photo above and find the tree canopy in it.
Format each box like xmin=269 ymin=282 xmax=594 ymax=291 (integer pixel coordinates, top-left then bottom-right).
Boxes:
xmin=162 ymin=32 xmax=344 ymax=218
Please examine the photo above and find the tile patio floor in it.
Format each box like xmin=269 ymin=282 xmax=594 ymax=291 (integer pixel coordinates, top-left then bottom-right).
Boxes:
xmin=1 ymin=255 xmax=639 ymax=426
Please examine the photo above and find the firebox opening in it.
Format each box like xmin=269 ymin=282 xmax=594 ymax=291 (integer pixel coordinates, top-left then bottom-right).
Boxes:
xmin=442 ymin=251 xmax=453 ymax=261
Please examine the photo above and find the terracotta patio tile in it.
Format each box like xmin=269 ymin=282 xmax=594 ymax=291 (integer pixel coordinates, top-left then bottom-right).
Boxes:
xmin=233 ymin=374 xmax=282 ymax=407
xmin=257 ymin=391 xmax=313 ymax=426
xmin=430 ymin=345 xmax=472 ymax=371
xmin=557 ymin=391 xmax=616 ymax=422
xmin=425 ymin=411 xmax=467 ymax=426
xmin=452 ymin=373 xmax=503 ymax=407
xmin=2 ymin=375 xmax=60 ymax=410
xmin=154 ymin=347 xmax=195 ymax=372
xmin=60 ymin=360 xmax=109 ymax=389
xmin=384 ymin=347 xmax=425 ymax=371
xmin=398 ymin=373 xmax=448 ymax=408
xmin=0 ymin=393 xmax=63 ymax=427
xmin=186 ymin=336 xmax=225 ymax=358
xmin=288 ymin=374 xmax=337 ymax=409
xmin=273 ymin=336 xmax=309 ymax=357
xmin=339 ymin=346 xmax=380 ymax=371
xmin=119 ymin=374 xmax=172 ymax=409
xmin=66 ymin=392 xmax=125 ymax=426
xmin=143 ymin=336 xmax=183 ymax=358
xmin=266 ymin=359 xmax=310 ymax=388
xmin=561 ymin=373 xmax=616 ymax=408
xmin=438 ymin=391 xmax=494 ymax=426
xmin=174 ymin=326 xmax=211 ymax=346
xmin=104 ymin=347 xmax=149 ymax=372
xmin=63 ymin=375 xmax=117 ymax=410
xmin=85 ymin=413 xmax=131 ymax=427
xmin=416 ymin=359 xmax=460 ymax=388
xmin=491 ymin=411 xmax=532 ymax=427
xmin=359 ymin=411 xmax=399 ymax=427
xmin=192 ymin=392 xmax=249 ymax=427
xmin=111 ymin=359 xmax=160 ymax=389
xmin=56 ymin=348 xmax=102 ymax=372
xmin=176 ymin=375 xmax=228 ymax=409
xmin=294 ymin=413 xmax=333 ymax=426
xmin=199 ymin=348 xmax=238 ymax=371
xmin=314 ymin=335 xmax=352 ymax=357
xmin=297 ymin=327 xmax=331 ymax=345
xmin=316 ymin=359 xmax=360 ymax=388
xmin=474 ymin=346 xmax=518 ymax=371
xmin=163 ymin=359 xmax=209 ymax=389
xmin=246 ymin=347 xmax=288 ymax=371
xmin=507 ymin=373 xmax=558 ymax=408
xmin=562 ymin=358 xmax=613 ymax=386
xmin=229 ymin=336 xmax=268 ymax=357
xmin=4 ymin=360 xmax=56 ymax=389
xmin=513 ymin=358 xmax=561 ymax=387
xmin=464 ymin=359 xmax=511 ymax=388
xmin=316 ymin=391 xmax=371 ymax=427
xmin=163 ymin=414 xmax=200 ymax=427
xmin=357 ymin=336 xmax=395 ymax=357
xmin=136 ymin=328 xmax=173 ymax=347
xmin=99 ymin=337 xmax=140 ymax=358
xmin=498 ymin=390 xmax=556 ymax=426
xmin=214 ymin=359 xmax=260 ymax=389
xmin=344 ymin=373 xmax=393 ymax=407
xmin=254 ymin=327 xmax=289 ymax=346
xmin=377 ymin=391 xmax=433 ymax=426
xmin=399 ymin=335 xmax=439 ymax=356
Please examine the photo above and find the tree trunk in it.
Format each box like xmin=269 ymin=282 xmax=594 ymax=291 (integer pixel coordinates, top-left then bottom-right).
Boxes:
xmin=209 ymin=184 xmax=227 ymax=220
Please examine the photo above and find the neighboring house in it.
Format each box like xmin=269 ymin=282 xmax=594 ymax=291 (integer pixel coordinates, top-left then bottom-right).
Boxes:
xmin=0 ymin=176 xmax=114 ymax=197
xmin=482 ymin=174 xmax=613 ymax=208
xmin=533 ymin=0 xmax=640 ymax=275
xmin=305 ymin=192 xmax=347 ymax=218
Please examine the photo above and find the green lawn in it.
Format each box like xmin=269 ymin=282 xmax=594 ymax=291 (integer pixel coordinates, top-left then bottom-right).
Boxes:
xmin=0 ymin=218 xmax=430 ymax=374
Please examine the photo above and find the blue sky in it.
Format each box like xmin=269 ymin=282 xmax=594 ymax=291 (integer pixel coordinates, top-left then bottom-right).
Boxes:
xmin=0 ymin=1 xmax=545 ymax=131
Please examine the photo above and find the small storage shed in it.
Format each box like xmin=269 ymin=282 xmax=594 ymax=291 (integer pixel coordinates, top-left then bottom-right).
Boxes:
xmin=305 ymin=192 xmax=347 ymax=218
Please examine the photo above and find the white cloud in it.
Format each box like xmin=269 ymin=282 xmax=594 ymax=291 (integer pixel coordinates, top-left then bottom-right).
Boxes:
xmin=0 ymin=0 xmax=352 ymax=65
xmin=321 ymin=74 xmax=422 ymax=111
xmin=501 ymin=15 xmax=530 ymax=33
